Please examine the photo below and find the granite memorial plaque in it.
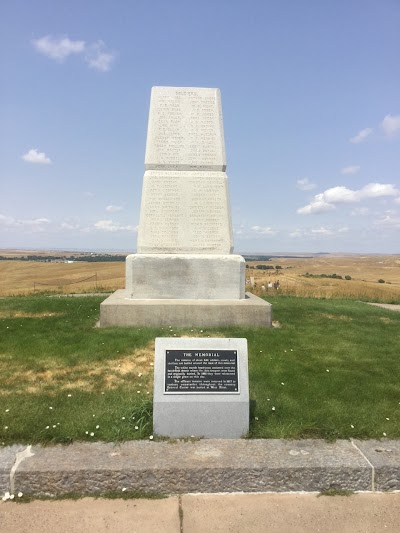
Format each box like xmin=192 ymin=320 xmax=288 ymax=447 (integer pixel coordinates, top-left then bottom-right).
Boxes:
xmin=164 ymin=349 xmax=239 ymax=393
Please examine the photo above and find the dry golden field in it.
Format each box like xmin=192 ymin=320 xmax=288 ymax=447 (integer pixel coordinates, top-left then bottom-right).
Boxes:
xmin=0 ymin=252 xmax=399 ymax=302
xmin=247 ymin=254 xmax=400 ymax=302
xmin=0 ymin=260 xmax=125 ymax=296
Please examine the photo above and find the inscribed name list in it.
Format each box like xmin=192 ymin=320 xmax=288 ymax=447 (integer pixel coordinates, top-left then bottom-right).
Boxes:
xmin=145 ymin=87 xmax=226 ymax=171
xmin=137 ymin=170 xmax=233 ymax=254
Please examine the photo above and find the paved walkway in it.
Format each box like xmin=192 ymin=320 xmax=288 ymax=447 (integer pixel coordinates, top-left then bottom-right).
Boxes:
xmin=1 ymin=493 xmax=400 ymax=532
xmin=365 ymin=302 xmax=400 ymax=312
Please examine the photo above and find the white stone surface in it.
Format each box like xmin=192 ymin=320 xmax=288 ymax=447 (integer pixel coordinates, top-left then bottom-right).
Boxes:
xmin=137 ymin=171 xmax=233 ymax=254
xmin=126 ymin=254 xmax=245 ymax=299
xmin=99 ymin=290 xmax=273 ymax=328
xmin=145 ymin=87 xmax=226 ymax=171
xmin=153 ymin=337 xmax=249 ymax=438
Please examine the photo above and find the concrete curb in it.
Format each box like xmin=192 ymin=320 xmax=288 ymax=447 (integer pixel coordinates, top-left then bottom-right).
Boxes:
xmin=1 ymin=439 xmax=399 ymax=497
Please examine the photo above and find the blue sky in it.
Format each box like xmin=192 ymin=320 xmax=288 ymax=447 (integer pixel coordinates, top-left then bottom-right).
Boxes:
xmin=1 ymin=0 xmax=399 ymax=253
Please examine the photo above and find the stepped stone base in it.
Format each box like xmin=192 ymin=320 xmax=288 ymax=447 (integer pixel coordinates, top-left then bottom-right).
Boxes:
xmin=126 ymin=254 xmax=245 ymax=300
xmin=99 ymin=290 xmax=272 ymax=328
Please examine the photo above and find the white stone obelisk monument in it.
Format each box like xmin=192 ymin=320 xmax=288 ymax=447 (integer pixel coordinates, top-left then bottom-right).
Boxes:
xmin=100 ymin=87 xmax=271 ymax=327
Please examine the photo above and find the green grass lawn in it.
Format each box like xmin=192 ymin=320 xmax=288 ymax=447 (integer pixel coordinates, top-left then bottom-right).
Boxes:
xmin=0 ymin=295 xmax=399 ymax=444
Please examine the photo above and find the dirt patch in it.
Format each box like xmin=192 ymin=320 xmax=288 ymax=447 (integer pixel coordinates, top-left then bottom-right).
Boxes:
xmin=0 ymin=311 xmax=65 ymax=318
xmin=321 ymin=314 xmax=353 ymax=321
xmin=0 ymin=342 xmax=155 ymax=396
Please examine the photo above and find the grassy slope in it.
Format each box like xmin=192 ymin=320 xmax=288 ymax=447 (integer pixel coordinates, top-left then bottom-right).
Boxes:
xmin=0 ymin=295 xmax=399 ymax=444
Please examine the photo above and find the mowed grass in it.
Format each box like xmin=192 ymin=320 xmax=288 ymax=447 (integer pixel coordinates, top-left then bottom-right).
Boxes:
xmin=0 ymin=295 xmax=399 ymax=444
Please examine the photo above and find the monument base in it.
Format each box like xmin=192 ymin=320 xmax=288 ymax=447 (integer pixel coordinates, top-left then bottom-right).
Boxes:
xmin=99 ymin=290 xmax=272 ymax=328
xmin=126 ymin=254 xmax=245 ymax=299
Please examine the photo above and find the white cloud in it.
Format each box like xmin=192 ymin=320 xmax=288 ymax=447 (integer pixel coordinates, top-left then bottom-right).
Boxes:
xmin=360 ymin=183 xmax=399 ymax=198
xmin=61 ymin=222 xmax=80 ymax=230
xmin=374 ymin=213 xmax=400 ymax=228
xmin=381 ymin=114 xmax=400 ymax=138
xmin=298 ymin=182 xmax=400 ymax=215
xmin=311 ymin=227 xmax=333 ymax=235
xmin=289 ymin=229 xmax=303 ymax=238
xmin=32 ymin=35 xmax=115 ymax=72
xmin=32 ymin=35 xmax=85 ymax=61
xmin=0 ymin=214 xmax=50 ymax=232
xmin=296 ymin=178 xmax=316 ymax=191
xmin=85 ymin=41 xmax=115 ymax=72
xmin=341 ymin=165 xmax=360 ymax=175
xmin=84 ymin=192 xmax=96 ymax=199
xmin=322 ymin=186 xmax=359 ymax=203
xmin=250 ymin=225 xmax=278 ymax=236
xmin=94 ymin=220 xmax=136 ymax=232
xmin=105 ymin=205 xmax=123 ymax=213
xmin=297 ymin=199 xmax=335 ymax=215
xmin=350 ymin=128 xmax=372 ymax=144
xmin=289 ymin=226 xmax=348 ymax=238
xmin=22 ymin=148 xmax=51 ymax=164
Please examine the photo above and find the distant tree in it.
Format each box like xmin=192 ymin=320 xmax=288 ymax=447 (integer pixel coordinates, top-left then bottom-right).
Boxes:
xmin=378 ymin=279 xmax=385 ymax=284
xmin=275 ymin=265 xmax=282 ymax=270
xmin=345 ymin=275 xmax=352 ymax=280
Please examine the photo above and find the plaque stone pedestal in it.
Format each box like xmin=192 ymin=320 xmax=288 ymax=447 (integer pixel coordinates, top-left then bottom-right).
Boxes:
xmin=153 ymin=337 xmax=249 ymax=438
xmin=99 ymin=87 xmax=272 ymax=328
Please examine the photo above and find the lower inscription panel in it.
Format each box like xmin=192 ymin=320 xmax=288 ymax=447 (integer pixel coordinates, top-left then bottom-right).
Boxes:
xmin=165 ymin=349 xmax=239 ymax=393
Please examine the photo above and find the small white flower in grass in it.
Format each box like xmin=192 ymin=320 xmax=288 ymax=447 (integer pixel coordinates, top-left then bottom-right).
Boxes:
xmin=46 ymin=426 xmax=49 ymax=429
xmin=290 ymin=349 xmax=293 ymax=352
xmin=138 ymin=372 xmax=142 ymax=377
xmin=200 ymin=330 xmax=203 ymax=333
xmin=150 ymin=363 xmax=154 ymax=366
xmin=85 ymin=431 xmax=89 ymax=435
xmin=18 ymin=492 xmax=23 ymax=498
xmin=5 ymin=409 xmax=9 ymax=412
xmin=284 ymin=350 xmax=287 ymax=353
xmin=122 ymin=487 xmax=127 ymax=492
xmin=281 ymin=382 xmax=285 ymax=386
xmin=90 ymin=432 xmax=94 ymax=437
xmin=137 ymin=390 xmax=141 ymax=394
xmin=272 ymin=407 xmax=276 ymax=411
xmin=52 ymin=425 xmax=56 ymax=428
xmin=267 ymin=398 xmax=270 ymax=401
xmin=10 ymin=494 xmax=14 ymax=500
xmin=326 ymin=369 xmax=330 ymax=373
xmin=255 ymin=417 xmax=259 ymax=421
xmin=386 ymin=417 xmax=390 ymax=421
xmin=67 ymin=394 xmax=72 ymax=397
xmin=147 ymin=392 xmax=150 ymax=395
xmin=96 ymin=425 xmax=100 ymax=429
xmin=93 ymin=414 xmax=96 ymax=417
xmin=122 ymin=417 xmax=125 ymax=420
xmin=351 ymin=425 xmax=354 ymax=429
xmin=149 ymin=435 xmax=154 ymax=440
xmin=49 ymin=406 xmax=53 ymax=410
xmin=132 ymin=416 xmax=135 ymax=420
xmin=3 ymin=492 xmax=10 ymax=501
xmin=260 ymin=350 xmax=262 ymax=353
xmin=4 ymin=426 xmax=8 ymax=430
xmin=101 ymin=392 xmax=105 ymax=395
xmin=135 ymin=426 xmax=139 ymax=430
xmin=383 ymin=432 xmax=387 ymax=437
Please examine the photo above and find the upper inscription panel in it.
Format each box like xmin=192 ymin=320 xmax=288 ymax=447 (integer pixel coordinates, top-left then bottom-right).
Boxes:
xmin=145 ymin=87 xmax=226 ymax=171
